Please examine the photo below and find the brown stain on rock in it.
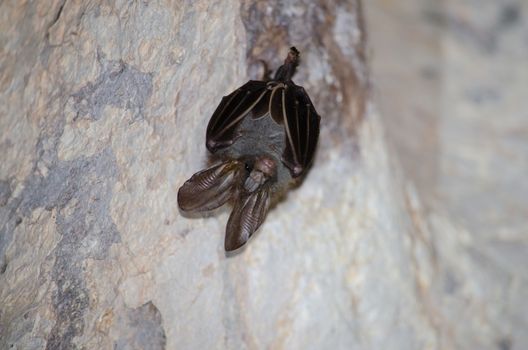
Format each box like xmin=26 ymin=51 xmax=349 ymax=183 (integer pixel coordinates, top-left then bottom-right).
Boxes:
xmin=240 ymin=0 xmax=368 ymax=136
xmin=96 ymin=309 xmax=114 ymax=334
xmin=201 ymin=263 xmax=215 ymax=278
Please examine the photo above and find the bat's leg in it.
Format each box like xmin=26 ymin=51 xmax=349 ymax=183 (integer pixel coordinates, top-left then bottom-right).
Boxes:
xmin=248 ymin=59 xmax=272 ymax=81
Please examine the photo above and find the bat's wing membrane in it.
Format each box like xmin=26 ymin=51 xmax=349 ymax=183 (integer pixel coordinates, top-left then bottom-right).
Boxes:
xmin=224 ymin=186 xmax=270 ymax=251
xmin=178 ymin=161 xmax=244 ymax=212
xmin=206 ymin=80 xmax=268 ymax=152
xmin=271 ymin=83 xmax=320 ymax=177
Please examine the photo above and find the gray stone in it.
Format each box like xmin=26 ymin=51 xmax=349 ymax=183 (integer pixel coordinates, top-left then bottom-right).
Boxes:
xmin=72 ymin=52 xmax=153 ymax=121
xmin=114 ymin=302 xmax=166 ymax=350
xmin=1 ymin=0 xmax=525 ymax=349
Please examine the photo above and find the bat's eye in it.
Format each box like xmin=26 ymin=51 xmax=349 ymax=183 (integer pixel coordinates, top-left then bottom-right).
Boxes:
xmin=244 ymin=163 xmax=252 ymax=173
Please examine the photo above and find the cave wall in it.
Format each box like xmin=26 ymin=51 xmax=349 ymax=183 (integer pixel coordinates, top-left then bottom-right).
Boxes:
xmin=2 ymin=0 xmax=518 ymax=349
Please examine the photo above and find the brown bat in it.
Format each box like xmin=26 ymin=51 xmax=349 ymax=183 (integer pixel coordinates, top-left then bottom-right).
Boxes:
xmin=178 ymin=47 xmax=320 ymax=251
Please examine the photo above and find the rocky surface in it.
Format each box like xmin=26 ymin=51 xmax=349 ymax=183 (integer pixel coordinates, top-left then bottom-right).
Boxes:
xmin=0 ymin=0 xmax=525 ymax=349
xmin=366 ymin=0 xmax=528 ymax=349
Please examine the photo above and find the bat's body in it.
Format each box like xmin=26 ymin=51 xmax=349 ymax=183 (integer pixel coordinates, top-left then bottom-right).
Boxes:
xmin=178 ymin=47 xmax=320 ymax=251
xmin=215 ymin=106 xmax=291 ymax=195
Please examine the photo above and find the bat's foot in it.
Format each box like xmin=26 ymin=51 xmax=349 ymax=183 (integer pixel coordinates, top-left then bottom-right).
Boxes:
xmin=243 ymin=155 xmax=277 ymax=193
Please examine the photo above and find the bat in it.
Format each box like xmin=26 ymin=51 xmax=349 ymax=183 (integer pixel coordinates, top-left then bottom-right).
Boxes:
xmin=178 ymin=47 xmax=320 ymax=251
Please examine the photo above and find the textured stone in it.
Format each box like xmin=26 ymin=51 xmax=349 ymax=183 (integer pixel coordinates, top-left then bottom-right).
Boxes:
xmin=1 ymin=0 xmax=525 ymax=349
xmin=366 ymin=0 xmax=528 ymax=349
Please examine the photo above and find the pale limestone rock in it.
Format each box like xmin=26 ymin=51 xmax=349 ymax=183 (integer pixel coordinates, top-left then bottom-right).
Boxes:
xmin=2 ymin=0 xmax=524 ymax=349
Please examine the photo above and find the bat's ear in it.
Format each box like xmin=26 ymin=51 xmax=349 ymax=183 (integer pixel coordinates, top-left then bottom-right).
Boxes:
xmin=178 ymin=161 xmax=244 ymax=212
xmin=224 ymin=186 xmax=270 ymax=251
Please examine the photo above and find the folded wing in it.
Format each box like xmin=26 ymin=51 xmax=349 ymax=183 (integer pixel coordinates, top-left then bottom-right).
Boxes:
xmin=178 ymin=161 xmax=244 ymax=212
xmin=224 ymin=186 xmax=271 ymax=251
xmin=271 ymin=83 xmax=320 ymax=177
xmin=206 ymin=80 xmax=269 ymax=152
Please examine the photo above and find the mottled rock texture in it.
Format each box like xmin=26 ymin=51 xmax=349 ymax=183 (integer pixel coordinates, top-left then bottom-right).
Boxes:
xmin=0 ymin=0 xmax=525 ymax=349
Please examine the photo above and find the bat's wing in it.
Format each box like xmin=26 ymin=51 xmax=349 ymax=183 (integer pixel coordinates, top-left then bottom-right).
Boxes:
xmin=269 ymin=83 xmax=320 ymax=177
xmin=224 ymin=186 xmax=270 ymax=251
xmin=178 ymin=161 xmax=244 ymax=212
xmin=206 ymin=80 xmax=269 ymax=153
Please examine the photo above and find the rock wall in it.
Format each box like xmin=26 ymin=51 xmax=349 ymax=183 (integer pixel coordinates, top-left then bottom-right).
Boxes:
xmin=366 ymin=1 xmax=528 ymax=349
xmin=1 ymin=0 xmax=525 ymax=349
